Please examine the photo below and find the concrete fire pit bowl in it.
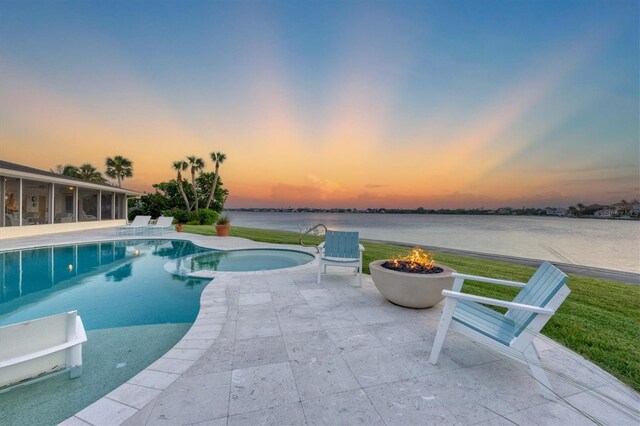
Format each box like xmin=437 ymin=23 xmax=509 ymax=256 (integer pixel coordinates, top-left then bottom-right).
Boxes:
xmin=369 ymin=260 xmax=456 ymax=308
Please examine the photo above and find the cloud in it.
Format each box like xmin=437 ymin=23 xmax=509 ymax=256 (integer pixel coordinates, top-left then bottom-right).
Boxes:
xmin=306 ymin=175 xmax=344 ymax=194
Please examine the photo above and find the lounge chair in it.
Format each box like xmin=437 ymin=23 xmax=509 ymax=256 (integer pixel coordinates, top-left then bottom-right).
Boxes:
xmin=428 ymin=261 xmax=570 ymax=400
xmin=79 ymin=210 xmax=97 ymax=221
xmin=0 ymin=311 xmax=87 ymax=390
xmin=317 ymin=230 xmax=365 ymax=285
xmin=116 ymin=215 xmax=151 ymax=236
xmin=145 ymin=216 xmax=175 ymax=235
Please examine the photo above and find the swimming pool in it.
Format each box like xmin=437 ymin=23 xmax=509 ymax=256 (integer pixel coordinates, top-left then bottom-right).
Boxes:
xmin=0 ymin=239 xmax=315 ymax=424
xmin=0 ymin=240 xmax=212 ymax=328
xmin=0 ymin=240 xmax=212 ymax=425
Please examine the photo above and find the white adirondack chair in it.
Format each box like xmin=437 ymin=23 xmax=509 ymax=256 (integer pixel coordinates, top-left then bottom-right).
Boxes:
xmin=428 ymin=262 xmax=570 ymax=400
xmin=317 ymin=230 xmax=365 ymax=285
xmin=116 ymin=215 xmax=151 ymax=236
xmin=0 ymin=311 xmax=87 ymax=390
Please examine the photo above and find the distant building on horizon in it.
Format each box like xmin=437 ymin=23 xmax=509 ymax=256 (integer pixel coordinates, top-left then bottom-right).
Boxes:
xmin=545 ymin=207 xmax=567 ymax=216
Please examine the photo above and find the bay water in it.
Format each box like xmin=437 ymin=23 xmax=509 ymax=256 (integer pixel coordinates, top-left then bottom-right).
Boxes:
xmin=227 ymin=212 xmax=640 ymax=274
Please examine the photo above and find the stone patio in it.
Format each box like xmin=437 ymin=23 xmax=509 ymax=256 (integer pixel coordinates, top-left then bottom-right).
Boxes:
xmin=1 ymin=229 xmax=638 ymax=425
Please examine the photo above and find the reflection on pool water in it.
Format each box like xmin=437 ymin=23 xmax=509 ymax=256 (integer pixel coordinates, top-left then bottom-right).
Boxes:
xmin=0 ymin=239 xmax=212 ymax=425
xmin=167 ymin=248 xmax=315 ymax=276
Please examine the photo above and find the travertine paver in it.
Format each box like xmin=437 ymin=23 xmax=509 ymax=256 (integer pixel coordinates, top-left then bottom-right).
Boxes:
xmin=143 ymin=371 xmax=231 ymax=424
xmin=290 ymin=354 xmax=361 ymax=400
xmin=232 ymin=335 xmax=289 ymax=369
xmin=283 ymin=330 xmax=339 ymax=361
xmin=105 ymin=383 xmax=162 ymax=410
xmin=229 ymin=362 xmax=299 ymax=415
xmin=1 ymin=229 xmax=637 ymax=426
xmin=301 ymin=389 xmax=385 ymax=425
xmin=227 ymin=402 xmax=306 ymax=426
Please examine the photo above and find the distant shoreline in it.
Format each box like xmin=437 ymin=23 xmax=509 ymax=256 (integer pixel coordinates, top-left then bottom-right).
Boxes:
xmin=225 ymin=209 xmax=640 ymax=221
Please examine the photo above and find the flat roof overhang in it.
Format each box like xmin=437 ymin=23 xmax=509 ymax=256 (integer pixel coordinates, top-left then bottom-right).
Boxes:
xmin=0 ymin=165 xmax=142 ymax=196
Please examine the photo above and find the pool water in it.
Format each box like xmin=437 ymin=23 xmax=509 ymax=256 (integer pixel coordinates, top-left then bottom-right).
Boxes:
xmin=0 ymin=240 xmax=212 ymax=328
xmin=0 ymin=240 xmax=212 ymax=425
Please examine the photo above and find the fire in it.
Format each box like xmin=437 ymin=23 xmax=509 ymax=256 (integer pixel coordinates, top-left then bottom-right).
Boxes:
xmin=391 ymin=247 xmax=436 ymax=270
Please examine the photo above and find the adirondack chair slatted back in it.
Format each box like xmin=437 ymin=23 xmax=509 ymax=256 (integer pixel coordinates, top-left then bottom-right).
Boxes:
xmin=506 ymin=262 xmax=568 ymax=335
xmin=324 ymin=231 xmax=360 ymax=259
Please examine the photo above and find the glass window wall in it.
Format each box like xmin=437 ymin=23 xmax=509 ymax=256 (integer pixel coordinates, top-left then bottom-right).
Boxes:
xmin=78 ymin=188 xmax=98 ymax=221
xmin=115 ymin=194 xmax=125 ymax=219
xmin=22 ymin=180 xmax=51 ymax=225
xmin=54 ymin=185 xmax=76 ymax=223
xmin=101 ymin=192 xmax=113 ymax=220
xmin=1 ymin=177 xmax=130 ymax=226
xmin=4 ymin=178 xmax=21 ymax=227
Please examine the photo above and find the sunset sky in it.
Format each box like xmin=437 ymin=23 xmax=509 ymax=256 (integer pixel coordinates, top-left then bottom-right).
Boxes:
xmin=1 ymin=1 xmax=638 ymax=209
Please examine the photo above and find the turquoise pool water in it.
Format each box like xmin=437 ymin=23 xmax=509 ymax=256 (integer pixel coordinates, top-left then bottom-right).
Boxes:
xmin=0 ymin=240 xmax=211 ymax=425
xmin=0 ymin=240 xmax=211 ymax=328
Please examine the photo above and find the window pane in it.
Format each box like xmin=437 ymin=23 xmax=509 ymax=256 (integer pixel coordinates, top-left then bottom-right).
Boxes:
xmin=115 ymin=194 xmax=125 ymax=219
xmin=22 ymin=179 xmax=51 ymax=225
xmin=54 ymin=185 xmax=76 ymax=223
xmin=101 ymin=193 xmax=113 ymax=220
xmin=78 ymin=188 xmax=98 ymax=222
xmin=4 ymin=178 xmax=20 ymax=227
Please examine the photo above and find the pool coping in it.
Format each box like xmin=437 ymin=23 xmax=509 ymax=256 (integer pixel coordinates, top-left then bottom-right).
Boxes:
xmin=0 ymin=230 xmax=319 ymax=426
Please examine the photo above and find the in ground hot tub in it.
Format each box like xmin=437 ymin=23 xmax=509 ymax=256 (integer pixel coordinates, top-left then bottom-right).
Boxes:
xmin=166 ymin=248 xmax=315 ymax=276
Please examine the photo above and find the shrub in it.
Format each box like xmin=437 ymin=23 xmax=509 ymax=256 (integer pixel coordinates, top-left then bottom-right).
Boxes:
xmin=164 ymin=208 xmax=190 ymax=224
xmin=128 ymin=208 xmax=145 ymax=221
xmin=163 ymin=208 xmax=218 ymax=225
xmin=197 ymin=209 xmax=219 ymax=225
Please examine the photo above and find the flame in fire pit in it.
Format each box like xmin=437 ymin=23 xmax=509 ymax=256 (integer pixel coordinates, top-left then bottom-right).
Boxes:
xmin=392 ymin=247 xmax=436 ymax=270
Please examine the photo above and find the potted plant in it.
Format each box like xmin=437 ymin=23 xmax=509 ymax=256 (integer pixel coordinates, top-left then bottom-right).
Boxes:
xmin=215 ymin=214 xmax=230 ymax=237
xmin=167 ymin=208 xmax=189 ymax=232
xmin=369 ymin=247 xmax=456 ymax=308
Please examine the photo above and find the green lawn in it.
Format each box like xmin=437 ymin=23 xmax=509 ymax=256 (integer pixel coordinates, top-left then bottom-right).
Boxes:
xmin=183 ymin=224 xmax=640 ymax=391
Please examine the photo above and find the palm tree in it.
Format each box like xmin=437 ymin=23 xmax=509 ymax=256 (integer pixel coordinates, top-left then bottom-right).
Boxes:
xmin=50 ymin=164 xmax=64 ymax=174
xmin=186 ymin=155 xmax=205 ymax=211
xmin=105 ymin=155 xmax=134 ymax=187
xmin=75 ymin=163 xmax=107 ymax=183
xmin=62 ymin=165 xmax=79 ymax=177
xmin=205 ymin=151 xmax=227 ymax=209
xmin=172 ymin=160 xmax=192 ymax=210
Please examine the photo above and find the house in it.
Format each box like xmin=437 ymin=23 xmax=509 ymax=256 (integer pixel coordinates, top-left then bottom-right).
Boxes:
xmin=1 ymin=160 xmax=140 ymax=239
xmin=611 ymin=201 xmax=635 ymax=215
xmin=545 ymin=207 xmax=567 ymax=216
xmin=593 ymin=208 xmax=615 ymax=218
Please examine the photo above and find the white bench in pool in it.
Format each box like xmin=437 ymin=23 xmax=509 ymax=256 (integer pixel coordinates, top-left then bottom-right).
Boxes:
xmin=0 ymin=311 xmax=87 ymax=390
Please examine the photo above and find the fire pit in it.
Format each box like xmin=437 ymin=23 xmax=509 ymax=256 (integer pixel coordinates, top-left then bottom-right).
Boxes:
xmin=369 ymin=248 xmax=456 ymax=308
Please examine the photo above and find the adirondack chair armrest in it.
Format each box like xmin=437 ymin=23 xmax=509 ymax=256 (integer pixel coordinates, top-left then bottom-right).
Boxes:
xmin=358 ymin=244 xmax=365 ymax=252
xmin=451 ymin=273 xmax=526 ymax=287
xmin=318 ymin=242 xmax=325 ymax=248
xmin=441 ymin=290 xmax=555 ymax=314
